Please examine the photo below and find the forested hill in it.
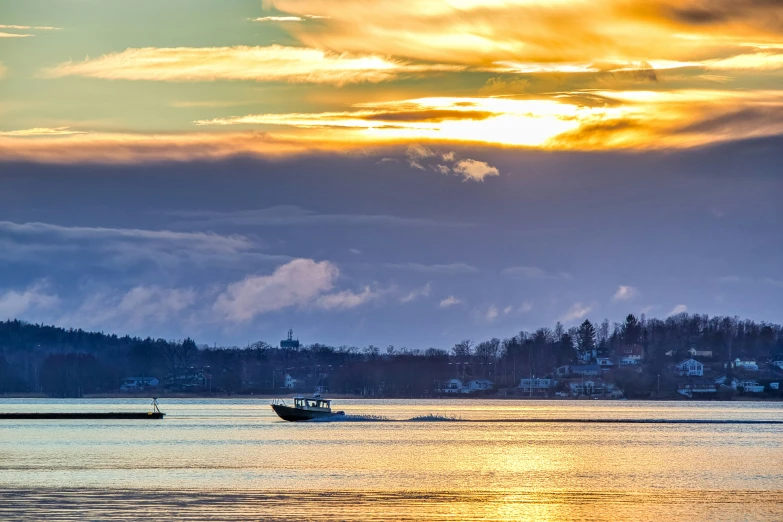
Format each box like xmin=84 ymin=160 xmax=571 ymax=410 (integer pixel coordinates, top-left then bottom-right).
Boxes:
xmin=1 ymin=314 xmax=782 ymax=398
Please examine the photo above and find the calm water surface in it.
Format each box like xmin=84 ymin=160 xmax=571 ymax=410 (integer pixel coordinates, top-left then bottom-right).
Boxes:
xmin=1 ymin=398 xmax=782 ymax=521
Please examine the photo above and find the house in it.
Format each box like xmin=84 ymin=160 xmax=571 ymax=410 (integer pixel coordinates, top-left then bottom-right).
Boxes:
xmin=688 ymin=348 xmax=713 ymax=358
xmin=465 ymin=379 xmax=494 ymax=392
xmin=440 ymin=378 xmax=465 ymax=394
xmin=165 ymin=367 xmax=210 ymax=390
xmin=733 ymin=359 xmax=758 ymax=371
xmin=569 ymin=379 xmax=613 ymax=396
xmin=519 ymin=377 xmax=555 ymax=394
xmin=770 ymin=382 xmax=779 ymax=390
xmin=569 ymin=364 xmax=601 ymax=376
xmin=596 ymin=358 xmax=614 ymax=370
xmin=618 ymin=344 xmax=644 ymax=362
xmin=771 ymin=360 xmax=783 ymax=370
xmin=677 ymin=382 xmax=717 ymax=397
xmin=120 ymin=376 xmax=159 ymax=391
xmin=619 ymin=356 xmax=641 ymax=366
xmin=739 ymin=380 xmax=765 ymax=393
xmin=675 ymin=358 xmax=704 ymax=377
xmin=283 ymin=373 xmax=301 ymax=389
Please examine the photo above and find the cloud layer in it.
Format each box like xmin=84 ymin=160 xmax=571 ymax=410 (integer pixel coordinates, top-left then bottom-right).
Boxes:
xmin=45 ymin=45 xmax=461 ymax=85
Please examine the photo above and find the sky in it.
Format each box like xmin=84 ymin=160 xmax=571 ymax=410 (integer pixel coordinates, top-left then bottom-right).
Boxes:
xmin=0 ymin=0 xmax=781 ymax=348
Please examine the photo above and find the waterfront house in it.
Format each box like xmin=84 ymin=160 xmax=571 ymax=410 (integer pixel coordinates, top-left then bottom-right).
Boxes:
xmin=440 ymin=378 xmax=465 ymax=393
xmin=569 ymin=379 xmax=612 ymax=396
xmin=120 ymin=376 xmax=159 ymax=391
xmin=465 ymin=379 xmax=494 ymax=392
xmin=739 ymin=380 xmax=765 ymax=393
xmin=675 ymin=359 xmax=704 ymax=377
xmin=284 ymin=373 xmax=301 ymax=389
xmin=519 ymin=377 xmax=555 ymax=394
xmin=771 ymin=360 xmax=783 ymax=370
xmin=677 ymin=382 xmax=717 ymax=397
xmin=770 ymin=382 xmax=779 ymax=390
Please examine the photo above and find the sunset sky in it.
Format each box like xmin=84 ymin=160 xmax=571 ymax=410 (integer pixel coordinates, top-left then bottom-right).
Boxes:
xmin=0 ymin=0 xmax=781 ymax=347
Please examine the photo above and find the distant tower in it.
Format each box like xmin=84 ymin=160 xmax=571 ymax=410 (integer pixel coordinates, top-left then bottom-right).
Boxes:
xmin=280 ymin=328 xmax=300 ymax=349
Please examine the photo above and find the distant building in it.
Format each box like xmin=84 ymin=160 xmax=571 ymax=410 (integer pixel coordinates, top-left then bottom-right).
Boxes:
xmin=675 ymin=358 xmax=704 ymax=377
xmin=739 ymin=380 xmax=764 ymax=393
xmin=618 ymin=344 xmax=644 ymax=362
xmin=283 ymin=373 xmax=301 ymax=389
xmin=439 ymin=378 xmax=493 ymax=394
xmin=280 ymin=329 xmax=300 ymax=350
xmin=771 ymin=360 xmax=783 ymax=370
xmin=733 ymin=359 xmax=758 ymax=371
xmin=519 ymin=377 xmax=555 ymax=394
xmin=557 ymin=364 xmax=601 ymax=377
xmin=440 ymin=378 xmax=464 ymax=393
xmin=166 ymin=368 xmax=209 ymax=390
xmin=770 ymin=382 xmax=780 ymax=390
xmin=120 ymin=376 xmax=159 ymax=391
xmin=570 ymin=379 xmax=613 ymax=396
xmin=677 ymin=382 xmax=717 ymax=397
xmin=465 ymin=379 xmax=494 ymax=392
xmin=596 ymin=358 xmax=614 ymax=370
xmin=688 ymin=347 xmax=713 ymax=358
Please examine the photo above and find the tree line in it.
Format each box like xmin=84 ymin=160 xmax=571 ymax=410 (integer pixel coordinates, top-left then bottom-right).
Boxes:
xmin=0 ymin=313 xmax=781 ymax=397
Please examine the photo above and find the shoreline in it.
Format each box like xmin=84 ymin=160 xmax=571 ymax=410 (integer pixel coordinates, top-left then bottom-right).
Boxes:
xmin=1 ymin=392 xmax=781 ymax=402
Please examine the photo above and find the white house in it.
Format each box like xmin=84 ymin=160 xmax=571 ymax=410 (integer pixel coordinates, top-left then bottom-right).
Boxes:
xmin=618 ymin=345 xmax=644 ymax=362
xmin=688 ymin=348 xmax=713 ymax=358
xmin=570 ymin=379 xmax=611 ymax=396
xmin=770 ymin=382 xmax=779 ymax=390
xmin=284 ymin=373 xmax=301 ymax=388
xmin=596 ymin=358 xmax=614 ymax=370
xmin=675 ymin=358 xmax=704 ymax=377
xmin=677 ymin=383 xmax=717 ymax=397
xmin=739 ymin=380 xmax=765 ymax=393
xmin=733 ymin=359 xmax=758 ymax=371
xmin=519 ymin=378 xmax=555 ymax=394
xmin=120 ymin=376 xmax=159 ymax=391
xmin=465 ymin=379 xmax=494 ymax=392
xmin=441 ymin=378 xmax=465 ymax=393
xmin=619 ymin=356 xmax=641 ymax=366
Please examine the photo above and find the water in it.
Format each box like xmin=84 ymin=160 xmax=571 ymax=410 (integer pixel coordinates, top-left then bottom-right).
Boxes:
xmin=1 ymin=399 xmax=782 ymax=521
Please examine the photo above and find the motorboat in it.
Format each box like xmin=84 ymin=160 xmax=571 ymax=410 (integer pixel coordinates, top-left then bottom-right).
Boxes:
xmin=271 ymin=393 xmax=345 ymax=421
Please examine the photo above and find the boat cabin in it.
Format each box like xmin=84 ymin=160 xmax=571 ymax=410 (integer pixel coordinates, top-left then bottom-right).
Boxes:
xmin=293 ymin=396 xmax=332 ymax=411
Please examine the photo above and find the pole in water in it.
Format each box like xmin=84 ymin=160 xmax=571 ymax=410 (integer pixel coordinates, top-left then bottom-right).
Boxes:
xmin=152 ymin=398 xmax=160 ymax=414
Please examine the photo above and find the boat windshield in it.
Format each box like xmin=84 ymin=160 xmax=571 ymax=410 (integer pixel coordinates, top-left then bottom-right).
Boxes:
xmin=294 ymin=398 xmax=331 ymax=410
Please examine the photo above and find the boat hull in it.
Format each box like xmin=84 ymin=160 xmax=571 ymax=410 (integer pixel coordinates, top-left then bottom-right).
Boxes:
xmin=0 ymin=412 xmax=164 ymax=420
xmin=271 ymin=404 xmax=344 ymax=422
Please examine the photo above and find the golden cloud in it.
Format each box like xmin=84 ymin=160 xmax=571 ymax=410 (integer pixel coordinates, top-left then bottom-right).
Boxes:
xmin=44 ymin=45 xmax=464 ymax=85
xmin=4 ymin=89 xmax=783 ymax=164
xmin=194 ymin=91 xmax=783 ymax=149
xmin=269 ymin=0 xmax=783 ymax=70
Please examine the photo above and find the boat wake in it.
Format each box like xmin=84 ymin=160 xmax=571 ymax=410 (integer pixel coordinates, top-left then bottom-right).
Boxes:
xmin=408 ymin=414 xmax=461 ymax=422
xmin=310 ymin=414 xmax=390 ymax=422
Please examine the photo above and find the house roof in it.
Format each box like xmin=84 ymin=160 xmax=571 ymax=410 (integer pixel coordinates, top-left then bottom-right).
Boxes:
xmin=676 ymin=358 xmax=703 ymax=366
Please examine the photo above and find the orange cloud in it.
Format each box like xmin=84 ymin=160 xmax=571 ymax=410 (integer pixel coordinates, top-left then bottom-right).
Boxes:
xmin=268 ymin=0 xmax=783 ymax=70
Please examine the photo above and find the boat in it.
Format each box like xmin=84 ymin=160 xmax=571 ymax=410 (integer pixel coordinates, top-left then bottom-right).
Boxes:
xmin=271 ymin=393 xmax=344 ymax=421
